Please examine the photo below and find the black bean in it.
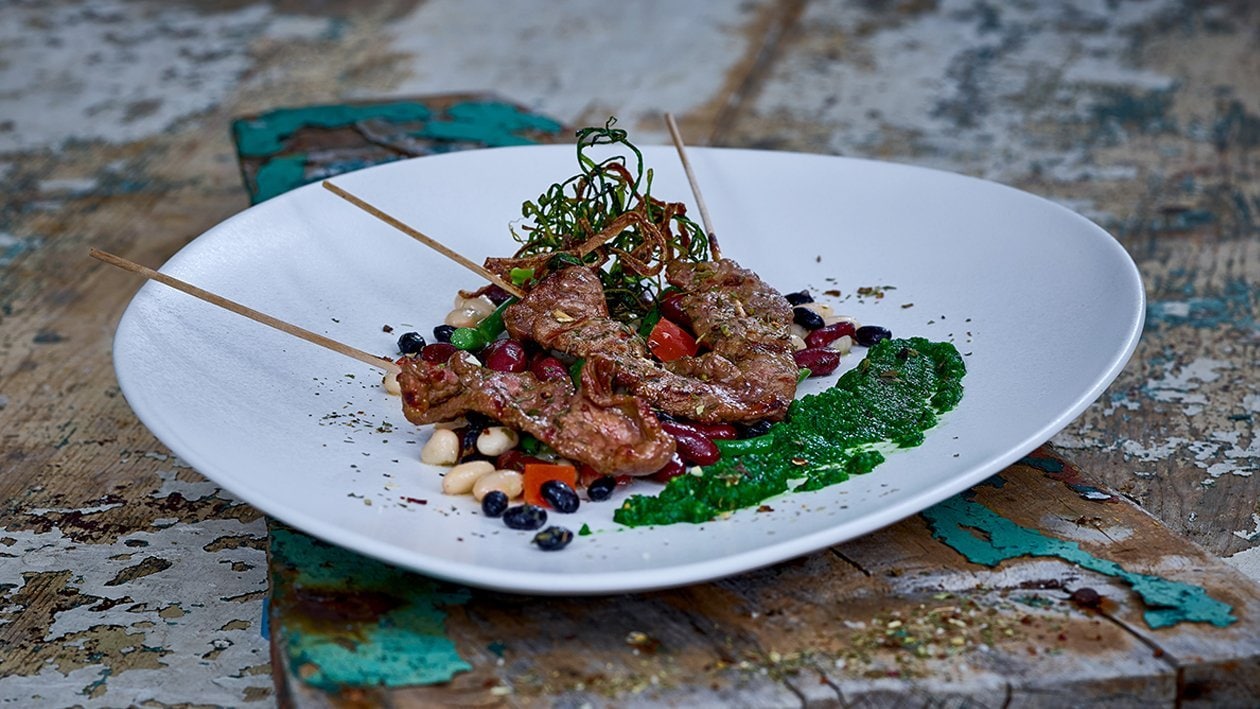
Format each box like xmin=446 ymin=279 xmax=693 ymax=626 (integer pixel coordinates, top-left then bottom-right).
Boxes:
xmin=533 ymin=526 xmax=574 ymax=551
xmin=397 ymin=331 xmax=426 ymax=355
xmin=793 ymin=306 xmax=825 ymax=330
xmin=541 ymin=480 xmax=580 ymax=513
xmin=587 ymin=475 xmax=617 ymax=501
xmin=458 ymin=418 xmax=487 ymax=463
xmin=740 ymin=420 xmax=773 ymax=438
xmin=855 ymin=325 xmax=892 ymax=347
xmin=433 ymin=324 xmax=457 ymax=343
xmin=481 ymin=491 xmax=509 ymax=518
xmin=785 ymin=290 xmax=814 ymax=306
xmin=503 ymin=504 xmax=547 ymax=530
xmin=464 ymin=411 xmax=493 ymax=428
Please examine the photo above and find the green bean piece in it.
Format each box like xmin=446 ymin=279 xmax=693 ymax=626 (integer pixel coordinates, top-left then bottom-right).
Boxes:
xmin=450 ymin=298 xmax=517 ymax=351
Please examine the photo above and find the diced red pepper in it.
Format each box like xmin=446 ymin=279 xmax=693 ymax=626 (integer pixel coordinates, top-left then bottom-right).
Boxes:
xmin=523 ymin=463 xmax=578 ymax=507
xmin=647 ymin=318 xmax=698 ymax=363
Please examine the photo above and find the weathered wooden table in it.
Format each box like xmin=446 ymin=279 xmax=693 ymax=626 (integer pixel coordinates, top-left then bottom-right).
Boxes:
xmin=2 ymin=2 xmax=1258 ymax=706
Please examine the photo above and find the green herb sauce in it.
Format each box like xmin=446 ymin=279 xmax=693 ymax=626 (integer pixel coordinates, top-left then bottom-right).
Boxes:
xmin=613 ymin=338 xmax=966 ymax=527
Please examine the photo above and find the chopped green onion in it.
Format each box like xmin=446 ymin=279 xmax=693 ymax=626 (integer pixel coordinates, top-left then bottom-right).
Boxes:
xmin=510 ymin=267 xmax=535 ymax=286
xmin=519 ymin=434 xmax=541 ymax=455
xmin=450 ymin=298 xmax=517 ymax=351
xmin=637 ymin=307 xmax=662 ymax=339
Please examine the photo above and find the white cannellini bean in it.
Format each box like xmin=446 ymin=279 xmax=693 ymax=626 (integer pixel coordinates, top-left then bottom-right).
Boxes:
xmin=382 ymin=371 xmax=401 ymax=396
xmin=800 ymin=302 xmax=834 ymax=319
xmin=824 ymin=314 xmax=859 ymax=327
xmin=472 ymin=469 xmax=524 ymax=501
xmin=420 ymin=429 xmax=461 ymax=465
xmin=790 ymin=323 xmax=809 ymax=341
xmin=789 ymin=334 xmax=808 ymax=352
xmin=444 ymin=295 xmax=496 ymax=328
xmin=831 ymin=335 xmax=854 ymax=354
xmin=476 ymin=426 xmax=519 ymax=457
xmin=442 ymin=460 xmax=495 ymax=495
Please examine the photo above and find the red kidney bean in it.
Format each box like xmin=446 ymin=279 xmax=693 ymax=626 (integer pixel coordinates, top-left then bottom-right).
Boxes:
xmin=794 ymin=347 xmax=841 ymax=376
xmin=482 ymin=284 xmax=513 ymax=305
xmin=661 ymin=417 xmax=738 ymax=442
xmin=530 ymin=355 xmax=570 ymax=382
xmin=690 ymin=422 xmax=737 ymax=440
xmin=806 ymin=321 xmax=856 ymax=349
xmin=658 ymin=292 xmax=691 ymax=327
xmin=659 ymin=420 xmax=720 ymax=466
xmin=649 ymin=454 xmax=687 ymax=483
xmin=420 ymin=342 xmax=458 ymax=363
xmin=482 ymin=339 xmax=527 ymax=372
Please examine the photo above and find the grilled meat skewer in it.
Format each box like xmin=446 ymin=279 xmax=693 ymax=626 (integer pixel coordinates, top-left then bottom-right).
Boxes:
xmin=398 ymin=352 xmax=675 ymax=475
xmin=503 ymin=260 xmax=797 ymax=424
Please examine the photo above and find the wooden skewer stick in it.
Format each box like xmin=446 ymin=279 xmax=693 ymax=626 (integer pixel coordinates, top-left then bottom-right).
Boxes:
xmin=664 ymin=112 xmax=721 ymax=260
xmin=90 ymin=249 xmax=401 ymax=377
xmin=321 ymin=180 xmax=526 ymax=299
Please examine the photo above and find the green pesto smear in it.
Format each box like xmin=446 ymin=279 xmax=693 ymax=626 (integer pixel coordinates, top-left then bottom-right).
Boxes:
xmin=614 ymin=338 xmax=966 ymax=527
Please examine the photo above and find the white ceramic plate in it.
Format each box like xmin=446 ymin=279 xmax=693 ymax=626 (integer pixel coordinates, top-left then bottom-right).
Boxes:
xmin=113 ymin=145 xmax=1143 ymax=594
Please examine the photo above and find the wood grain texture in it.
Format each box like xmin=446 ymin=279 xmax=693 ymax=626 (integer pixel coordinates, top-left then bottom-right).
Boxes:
xmin=3 ymin=0 xmax=1257 ymax=705
xmin=267 ymin=454 xmax=1260 ymax=707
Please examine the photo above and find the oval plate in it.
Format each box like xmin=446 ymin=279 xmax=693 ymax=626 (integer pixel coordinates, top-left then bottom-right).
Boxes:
xmin=113 ymin=145 xmax=1143 ymax=594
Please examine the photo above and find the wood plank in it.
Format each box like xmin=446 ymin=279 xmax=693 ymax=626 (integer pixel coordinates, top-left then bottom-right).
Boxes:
xmin=266 ymin=447 xmax=1260 ymax=706
xmin=5 ymin=0 xmax=1258 ymax=705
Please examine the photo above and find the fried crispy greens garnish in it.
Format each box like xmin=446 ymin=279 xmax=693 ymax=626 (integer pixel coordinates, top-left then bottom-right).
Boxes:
xmin=488 ymin=118 xmax=711 ymax=321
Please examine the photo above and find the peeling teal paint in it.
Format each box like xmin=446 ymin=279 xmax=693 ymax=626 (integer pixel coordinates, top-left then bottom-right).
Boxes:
xmin=235 ymin=100 xmax=564 ymax=203
xmin=1212 ymin=97 xmax=1260 ymax=152
xmin=270 ymin=528 xmax=472 ymax=689
xmin=922 ymin=495 xmax=1236 ymax=628
xmin=1145 ymin=279 xmax=1256 ymax=332
xmin=251 ymin=155 xmax=309 ymax=204
xmin=1089 ymin=86 xmax=1178 ymax=142
xmin=84 ymin=667 xmax=111 ymax=697
xmin=233 ymin=103 xmax=434 ymax=157
xmin=416 ymin=101 xmax=564 ymax=146
xmin=1014 ymin=595 xmax=1054 ymax=609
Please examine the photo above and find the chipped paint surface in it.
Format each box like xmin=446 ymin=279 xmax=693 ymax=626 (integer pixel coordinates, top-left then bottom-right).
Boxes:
xmin=1225 ymin=546 xmax=1260 ymax=583
xmin=0 ymin=471 xmax=270 ymax=705
xmin=235 ymin=98 xmax=563 ymax=202
xmin=741 ymin=1 xmax=1183 ymax=189
xmin=3 ymin=0 xmax=1258 ymax=702
xmin=1 ymin=2 xmax=271 ymax=152
xmin=380 ymin=0 xmax=775 ymax=137
xmin=269 ymin=527 xmax=471 ymax=690
xmin=923 ymin=494 xmax=1235 ymax=629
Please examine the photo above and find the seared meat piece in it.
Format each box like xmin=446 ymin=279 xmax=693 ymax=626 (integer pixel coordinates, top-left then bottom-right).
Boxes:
xmin=657 ymin=259 xmax=798 ymax=417
xmin=500 ymin=264 xmax=644 ymax=361
xmin=504 ymin=262 xmax=797 ymax=423
xmin=398 ymin=353 xmax=674 ymax=475
xmin=664 ymin=259 xmax=794 ymax=358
